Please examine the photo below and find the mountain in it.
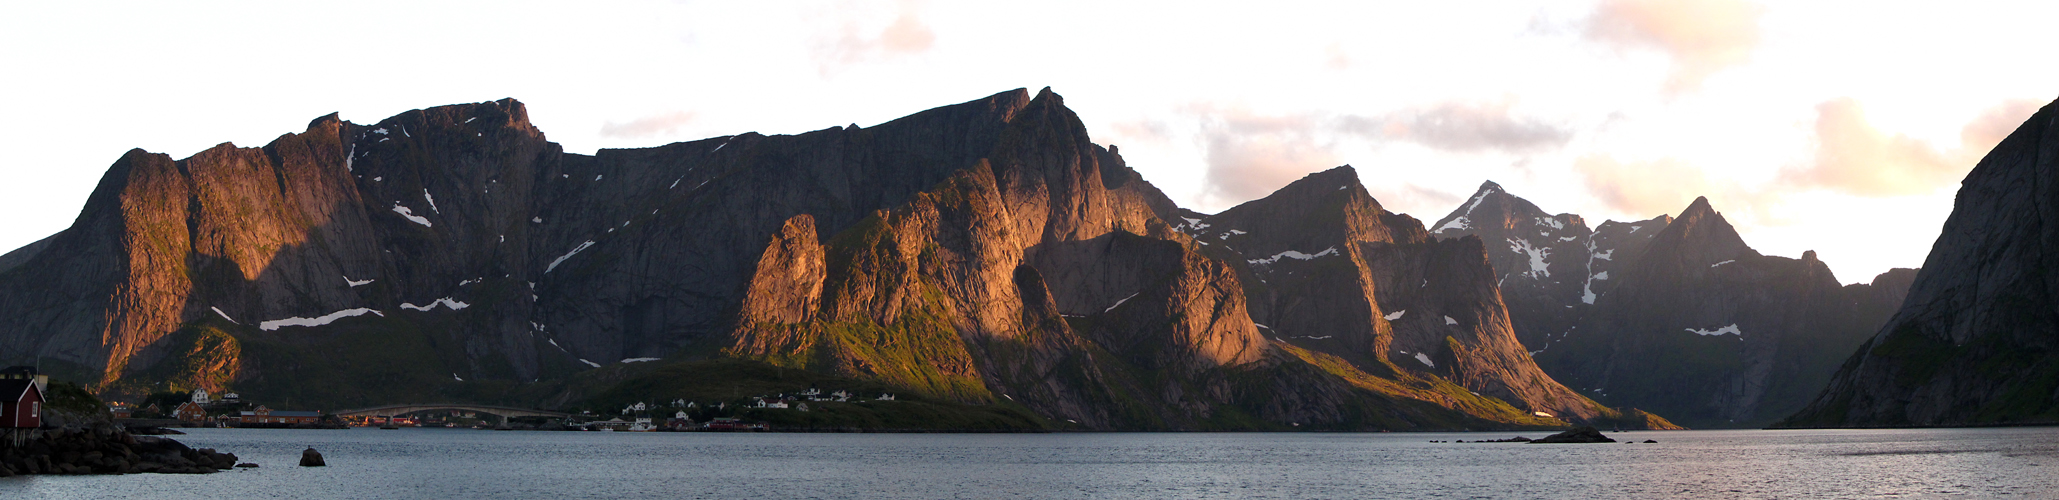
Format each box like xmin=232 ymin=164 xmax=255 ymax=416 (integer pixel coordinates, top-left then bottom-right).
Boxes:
xmin=1427 ymin=182 xmax=1672 ymax=350
xmin=1782 ymin=98 xmax=2059 ymax=427
xmin=1177 ymin=171 xmax=1627 ymax=423
xmin=1432 ymin=186 xmax=1915 ymax=428
xmin=0 ymin=88 xmax=1670 ymax=430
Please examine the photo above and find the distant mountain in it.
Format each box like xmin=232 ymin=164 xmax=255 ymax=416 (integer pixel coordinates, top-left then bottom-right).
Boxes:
xmin=1432 ymin=186 xmax=1915 ymax=428
xmin=0 ymin=88 xmax=1674 ymax=431
xmin=1428 ymin=182 xmax=1671 ymax=350
xmin=1782 ymin=98 xmax=2059 ymax=428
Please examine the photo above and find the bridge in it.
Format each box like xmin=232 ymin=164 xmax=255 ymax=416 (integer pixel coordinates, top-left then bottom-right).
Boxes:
xmin=332 ymin=404 xmax=571 ymax=420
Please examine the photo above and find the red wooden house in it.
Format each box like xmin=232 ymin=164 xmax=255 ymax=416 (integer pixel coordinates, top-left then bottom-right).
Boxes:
xmin=1 ymin=366 xmax=48 ymax=428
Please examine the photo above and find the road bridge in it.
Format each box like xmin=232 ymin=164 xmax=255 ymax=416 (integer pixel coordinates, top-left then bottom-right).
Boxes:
xmin=332 ymin=404 xmax=571 ymax=419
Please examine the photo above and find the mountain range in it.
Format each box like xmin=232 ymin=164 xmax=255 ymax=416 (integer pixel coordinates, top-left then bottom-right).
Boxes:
xmin=6 ymin=87 xmax=2042 ymax=431
xmin=0 ymin=88 xmax=1680 ymax=430
xmin=1428 ymin=184 xmax=1917 ymax=428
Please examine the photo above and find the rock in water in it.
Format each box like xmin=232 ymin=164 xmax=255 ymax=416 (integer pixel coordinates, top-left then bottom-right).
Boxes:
xmin=1528 ymin=426 xmax=1616 ymax=443
xmin=300 ymin=447 xmax=325 ymax=467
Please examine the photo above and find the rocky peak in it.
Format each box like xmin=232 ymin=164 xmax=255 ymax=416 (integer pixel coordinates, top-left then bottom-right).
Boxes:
xmin=1189 ymin=166 xmax=1425 ymax=257
xmin=1636 ymin=197 xmax=1757 ymax=274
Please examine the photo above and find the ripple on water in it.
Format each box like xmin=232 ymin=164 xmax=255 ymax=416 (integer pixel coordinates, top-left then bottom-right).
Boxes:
xmin=1 ymin=427 xmax=2055 ymax=499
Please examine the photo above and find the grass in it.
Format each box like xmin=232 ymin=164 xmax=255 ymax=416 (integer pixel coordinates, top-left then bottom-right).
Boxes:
xmin=577 ymin=358 xmax=1050 ymax=431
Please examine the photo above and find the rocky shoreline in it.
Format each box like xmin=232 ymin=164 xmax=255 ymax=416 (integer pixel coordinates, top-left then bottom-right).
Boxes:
xmin=1 ymin=421 xmax=236 ymax=476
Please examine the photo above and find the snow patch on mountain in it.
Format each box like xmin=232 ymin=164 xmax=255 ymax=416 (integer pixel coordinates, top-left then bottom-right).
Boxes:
xmin=1686 ymin=324 xmax=1743 ymax=337
xmin=545 ymin=241 xmax=596 ymax=273
xmin=392 ymin=204 xmax=432 ymax=227
xmin=211 ymin=307 xmax=238 ymax=324
xmin=400 ymin=298 xmax=470 ymax=312
xmin=1104 ymin=292 xmax=1140 ymax=313
xmin=1506 ymin=238 xmax=1550 ymax=278
xmin=1384 ymin=310 xmax=1406 ymax=320
xmin=260 ymin=308 xmax=384 ymax=331
xmin=1248 ymin=247 xmax=1339 ymax=266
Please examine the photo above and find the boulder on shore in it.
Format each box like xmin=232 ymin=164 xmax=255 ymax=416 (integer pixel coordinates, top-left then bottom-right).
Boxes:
xmin=1528 ymin=426 xmax=1616 ymax=443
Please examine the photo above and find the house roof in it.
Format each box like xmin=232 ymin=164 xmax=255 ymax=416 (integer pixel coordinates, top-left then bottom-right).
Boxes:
xmin=0 ymin=379 xmax=37 ymax=401
xmin=269 ymin=411 xmax=320 ymax=417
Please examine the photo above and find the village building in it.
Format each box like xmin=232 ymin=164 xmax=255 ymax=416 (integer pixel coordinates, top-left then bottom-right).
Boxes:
xmin=0 ymin=366 xmax=48 ymax=429
xmin=108 ymin=402 xmax=133 ymax=419
xmin=238 ymin=405 xmax=322 ymax=425
xmin=171 ymin=402 xmax=208 ymax=423
xmin=190 ymin=387 xmax=210 ymax=404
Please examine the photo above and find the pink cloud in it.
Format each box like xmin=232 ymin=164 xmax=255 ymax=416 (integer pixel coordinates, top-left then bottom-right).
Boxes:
xmin=1574 ymin=154 xmax=1732 ymax=217
xmin=1780 ymin=98 xmax=2044 ymax=197
xmin=814 ymin=0 xmax=935 ymax=75
xmin=1584 ymin=0 xmax=1763 ymax=95
xmin=598 ymin=111 xmax=698 ymax=139
xmin=1340 ymin=99 xmax=1572 ymax=154
xmin=1191 ymin=107 xmax=1339 ymax=207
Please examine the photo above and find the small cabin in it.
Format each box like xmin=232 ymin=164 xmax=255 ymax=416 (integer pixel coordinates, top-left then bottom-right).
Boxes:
xmin=172 ymin=402 xmax=208 ymax=422
xmin=1 ymin=366 xmax=49 ymax=428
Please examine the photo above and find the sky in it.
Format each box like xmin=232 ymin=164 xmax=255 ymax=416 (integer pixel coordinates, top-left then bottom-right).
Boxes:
xmin=2 ymin=0 xmax=2054 ymax=284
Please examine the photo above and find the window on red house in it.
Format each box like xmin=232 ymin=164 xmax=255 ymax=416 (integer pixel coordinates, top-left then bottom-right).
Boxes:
xmin=31 ymin=402 xmax=39 ymax=418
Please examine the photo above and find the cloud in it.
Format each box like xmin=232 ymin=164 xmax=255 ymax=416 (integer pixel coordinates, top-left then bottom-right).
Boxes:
xmin=1191 ymin=107 xmax=1339 ymax=207
xmin=814 ymin=0 xmax=935 ymax=75
xmin=1576 ymin=98 xmax=2047 ymax=222
xmin=1583 ymin=0 xmax=1763 ymax=95
xmin=1574 ymin=154 xmax=1734 ymax=217
xmin=1960 ymin=98 xmax=2046 ymax=154
xmin=1340 ymin=99 xmax=1573 ymax=154
xmin=598 ymin=111 xmax=698 ymax=139
xmin=1324 ymin=42 xmax=1351 ymax=70
xmin=1780 ymin=97 xmax=2043 ymax=197
xmin=1182 ymin=98 xmax=1571 ymax=209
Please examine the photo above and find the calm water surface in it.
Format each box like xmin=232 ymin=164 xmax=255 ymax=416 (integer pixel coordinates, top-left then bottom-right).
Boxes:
xmin=3 ymin=426 xmax=2055 ymax=499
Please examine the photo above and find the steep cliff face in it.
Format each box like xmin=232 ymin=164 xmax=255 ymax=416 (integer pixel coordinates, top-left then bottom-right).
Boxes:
xmin=1784 ymin=99 xmax=2059 ymax=428
xmin=0 ymin=88 xmax=1649 ymax=430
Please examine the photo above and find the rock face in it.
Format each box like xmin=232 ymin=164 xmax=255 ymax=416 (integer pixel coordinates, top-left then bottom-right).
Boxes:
xmin=0 ymin=88 xmax=1671 ymax=430
xmin=1433 ymin=185 xmax=1917 ymax=428
xmin=1783 ymin=98 xmax=2059 ymax=428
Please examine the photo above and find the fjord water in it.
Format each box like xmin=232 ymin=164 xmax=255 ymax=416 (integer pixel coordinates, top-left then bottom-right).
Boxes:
xmin=4 ymin=427 xmax=2054 ymax=499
